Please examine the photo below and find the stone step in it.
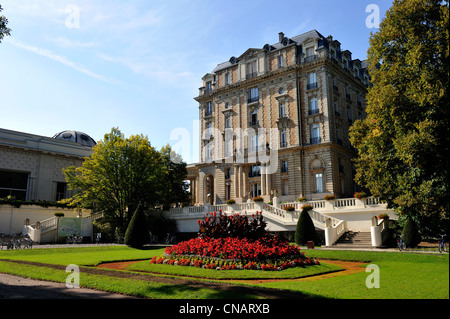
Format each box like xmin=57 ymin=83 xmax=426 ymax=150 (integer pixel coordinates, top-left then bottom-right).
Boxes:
xmin=331 ymin=231 xmax=374 ymax=248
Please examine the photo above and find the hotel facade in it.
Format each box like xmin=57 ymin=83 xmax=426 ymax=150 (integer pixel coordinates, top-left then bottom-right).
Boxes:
xmin=187 ymin=30 xmax=370 ymax=206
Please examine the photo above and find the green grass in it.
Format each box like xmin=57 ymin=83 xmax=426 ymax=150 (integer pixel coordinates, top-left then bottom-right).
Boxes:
xmin=128 ymin=259 xmax=342 ymax=280
xmin=0 ymin=260 xmax=255 ymax=299
xmin=261 ymin=250 xmax=449 ymax=299
xmin=0 ymin=245 xmax=163 ymax=266
xmin=1 ymin=246 xmax=448 ymax=299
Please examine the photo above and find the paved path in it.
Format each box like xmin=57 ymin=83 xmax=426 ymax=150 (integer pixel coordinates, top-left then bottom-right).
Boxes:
xmin=0 ymin=273 xmax=136 ymax=299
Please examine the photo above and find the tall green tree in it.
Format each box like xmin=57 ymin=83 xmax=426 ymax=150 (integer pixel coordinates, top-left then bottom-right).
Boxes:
xmin=349 ymin=0 xmax=449 ymax=235
xmin=0 ymin=4 xmax=11 ymax=43
xmin=158 ymin=144 xmax=190 ymax=209
xmin=63 ymin=128 xmax=163 ymax=231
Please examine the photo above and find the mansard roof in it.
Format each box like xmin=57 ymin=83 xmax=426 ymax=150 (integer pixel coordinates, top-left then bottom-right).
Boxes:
xmin=211 ymin=29 xmax=325 ymax=74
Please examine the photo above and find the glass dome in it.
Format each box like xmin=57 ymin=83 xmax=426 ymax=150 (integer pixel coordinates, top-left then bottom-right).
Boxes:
xmin=52 ymin=130 xmax=97 ymax=147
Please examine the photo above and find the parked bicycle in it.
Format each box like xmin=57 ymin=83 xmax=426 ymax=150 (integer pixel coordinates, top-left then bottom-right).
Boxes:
xmin=1 ymin=235 xmax=32 ymax=249
xmin=164 ymin=233 xmax=176 ymax=245
xmin=66 ymin=234 xmax=83 ymax=244
xmin=397 ymin=234 xmax=406 ymax=251
xmin=438 ymin=234 xmax=447 ymax=253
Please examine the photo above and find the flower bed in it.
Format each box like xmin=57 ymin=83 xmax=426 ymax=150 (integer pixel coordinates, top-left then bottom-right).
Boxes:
xmin=152 ymin=235 xmax=319 ymax=271
xmin=151 ymin=211 xmax=319 ymax=271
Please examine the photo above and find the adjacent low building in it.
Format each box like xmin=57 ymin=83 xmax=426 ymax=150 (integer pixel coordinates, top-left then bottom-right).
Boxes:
xmin=0 ymin=128 xmax=96 ymax=202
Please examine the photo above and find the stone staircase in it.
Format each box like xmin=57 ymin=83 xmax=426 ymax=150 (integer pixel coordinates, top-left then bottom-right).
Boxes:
xmin=331 ymin=231 xmax=373 ymax=249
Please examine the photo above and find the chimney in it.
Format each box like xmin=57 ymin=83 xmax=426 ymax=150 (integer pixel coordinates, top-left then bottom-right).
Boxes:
xmin=279 ymin=32 xmax=285 ymax=42
xmin=326 ymin=35 xmax=333 ymax=42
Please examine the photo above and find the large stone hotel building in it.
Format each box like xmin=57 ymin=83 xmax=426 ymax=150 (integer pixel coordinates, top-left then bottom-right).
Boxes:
xmin=187 ymin=30 xmax=370 ymax=206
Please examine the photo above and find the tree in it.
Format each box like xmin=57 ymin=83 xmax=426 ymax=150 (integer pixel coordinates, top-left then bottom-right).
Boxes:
xmin=63 ymin=128 xmax=164 ymax=232
xmin=0 ymin=4 xmax=11 ymax=43
xmin=349 ymin=0 xmax=449 ymax=236
xmin=402 ymin=216 xmax=422 ymax=248
xmin=158 ymin=145 xmax=190 ymax=209
xmin=295 ymin=208 xmax=318 ymax=246
xmin=124 ymin=205 xmax=150 ymax=248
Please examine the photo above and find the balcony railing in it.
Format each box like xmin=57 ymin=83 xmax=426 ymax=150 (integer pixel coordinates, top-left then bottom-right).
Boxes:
xmin=248 ymin=96 xmax=259 ymax=104
xmin=304 ymin=55 xmax=318 ymax=63
xmin=246 ymin=72 xmax=257 ymax=80
xmin=308 ymin=108 xmax=319 ymax=116
xmin=307 ymin=82 xmax=318 ymax=90
xmin=310 ymin=137 xmax=321 ymax=145
xmin=249 ymin=120 xmax=259 ymax=127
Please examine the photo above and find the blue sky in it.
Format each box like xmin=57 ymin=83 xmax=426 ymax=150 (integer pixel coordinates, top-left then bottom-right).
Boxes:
xmin=0 ymin=0 xmax=392 ymax=163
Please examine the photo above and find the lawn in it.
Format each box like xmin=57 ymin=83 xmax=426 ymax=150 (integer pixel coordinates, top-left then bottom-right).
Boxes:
xmin=0 ymin=246 xmax=448 ymax=299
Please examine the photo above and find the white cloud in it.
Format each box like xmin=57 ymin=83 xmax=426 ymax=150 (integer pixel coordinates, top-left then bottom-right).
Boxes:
xmin=99 ymin=53 xmax=194 ymax=87
xmin=8 ymin=38 xmax=118 ymax=84
xmin=48 ymin=37 xmax=96 ymax=49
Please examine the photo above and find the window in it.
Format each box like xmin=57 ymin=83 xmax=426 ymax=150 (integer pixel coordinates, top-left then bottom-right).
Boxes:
xmin=282 ymin=179 xmax=289 ymax=196
xmin=247 ymin=61 xmax=257 ymax=79
xmin=0 ymin=170 xmax=28 ymax=200
xmin=225 ymin=116 xmax=231 ymax=129
xmin=333 ymin=77 xmax=338 ymax=91
xmin=250 ymin=165 xmax=261 ymax=178
xmin=280 ymin=129 xmax=287 ymax=148
xmin=306 ymin=47 xmax=315 ymax=57
xmin=279 ymin=102 xmax=286 ymax=118
xmin=250 ymin=109 xmax=258 ymax=126
xmin=278 ymin=55 xmax=283 ymax=68
xmin=281 ymin=160 xmax=288 ymax=173
xmin=207 ymin=122 xmax=213 ymax=138
xmin=225 ymin=73 xmax=230 ymax=85
xmin=249 ymin=87 xmax=259 ymax=103
xmin=56 ymin=182 xmax=67 ymax=201
xmin=206 ymin=81 xmax=212 ymax=93
xmin=307 ymin=72 xmax=317 ymax=89
xmin=225 ymin=168 xmax=231 ymax=180
xmin=251 ymin=183 xmax=261 ymax=198
xmin=225 ymin=138 xmax=233 ymax=157
xmin=226 ymin=184 xmax=231 ymax=200
xmin=347 ymin=108 xmax=353 ymax=124
xmin=345 ymin=86 xmax=351 ymax=99
xmin=305 ymin=47 xmax=316 ymax=63
xmin=311 ymin=124 xmax=320 ymax=144
xmin=334 ymin=100 xmax=340 ymax=116
xmin=315 ymin=173 xmax=324 ymax=193
xmin=225 ymin=102 xmax=230 ymax=109
xmin=309 ymin=97 xmax=318 ymax=115
xmin=251 ymin=134 xmax=259 ymax=152
xmin=205 ymin=144 xmax=213 ymax=161
xmin=205 ymin=102 xmax=213 ymax=116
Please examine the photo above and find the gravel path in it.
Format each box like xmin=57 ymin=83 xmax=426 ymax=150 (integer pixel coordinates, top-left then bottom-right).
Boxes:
xmin=0 ymin=272 xmax=136 ymax=299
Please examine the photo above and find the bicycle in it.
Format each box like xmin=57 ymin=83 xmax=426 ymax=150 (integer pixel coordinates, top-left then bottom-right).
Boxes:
xmin=397 ymin=234 xmax=406 ymax=251
xmin=438 ymin=234 xmax=447 ymax=253
xmin=164 ymin=233 xmax=176 ymax=245
xmin=66 ymin=234 xmax=83 ymax=244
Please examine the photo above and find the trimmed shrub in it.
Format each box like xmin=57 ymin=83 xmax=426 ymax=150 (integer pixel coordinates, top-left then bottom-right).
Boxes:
xmin=295 ymin=208 xmax=318 ymax=246
xmin=124 ymin=205 xmax=150 ymax=248
xmin=402 ymin=216 xmax=421 ymax=248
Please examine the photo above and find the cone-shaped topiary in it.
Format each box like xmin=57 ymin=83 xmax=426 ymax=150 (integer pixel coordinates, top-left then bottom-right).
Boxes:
xmin=124 ymin=205 xmax=150 ymax=248
xmin=402 ymin=216 xmax=421 ymax=248
xmin=295 ymin=207 xmax=318 ymax=246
